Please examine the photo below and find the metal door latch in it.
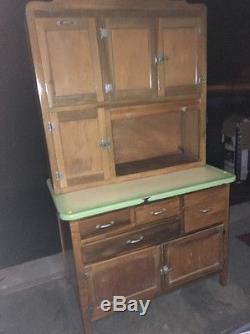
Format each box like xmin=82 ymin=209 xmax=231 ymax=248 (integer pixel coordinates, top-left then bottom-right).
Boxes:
xmin=155 ymin=54 xmax=169 ymax=64
xmin=100 ymin=138 xmax=111 ymax=150
xmin=160 ymin=265 xmax=172 ymax=275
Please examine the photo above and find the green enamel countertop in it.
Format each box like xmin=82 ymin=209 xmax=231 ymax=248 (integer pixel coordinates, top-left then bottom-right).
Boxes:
xmin=47 ymin=165 xmax=235 ymax=221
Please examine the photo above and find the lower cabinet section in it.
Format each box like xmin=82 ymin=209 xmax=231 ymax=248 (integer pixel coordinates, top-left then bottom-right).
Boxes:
xmin=81 ymin=225 xmax=224 ymax=320
xmin=164 ymin=226 xmax=224 ymax=288
xmin=84 ymin=246 xmax=161 ymax=320
xmin=65 ymin=185 xmax=229 ymax=334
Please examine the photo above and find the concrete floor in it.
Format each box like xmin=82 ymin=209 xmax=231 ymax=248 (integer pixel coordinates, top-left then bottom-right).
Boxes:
xmin=1 ymin=202 xmax=250 ymax=334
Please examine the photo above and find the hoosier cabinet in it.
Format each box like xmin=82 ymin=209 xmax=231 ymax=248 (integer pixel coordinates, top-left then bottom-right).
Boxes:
xmin=26 ymin=0 xmax=235 ymax=333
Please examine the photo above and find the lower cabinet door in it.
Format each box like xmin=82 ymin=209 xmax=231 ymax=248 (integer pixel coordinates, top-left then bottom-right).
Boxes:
xmin=164 ymin=226 xmax=224 ymax=288
xmin=84 ymin=246 xmax=161 ymax=320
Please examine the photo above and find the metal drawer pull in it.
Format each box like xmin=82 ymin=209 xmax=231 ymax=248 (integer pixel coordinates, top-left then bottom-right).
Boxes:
xmin=200 ymin=209 xmax=210 ymax=214
xmin=126 ymin=236 xmax=144 ymax=245
xmin=150 ymin=208 xmax=167 ymax=216
xmin=57 ymin=19 xmax=76 ymax=26
xmin=96 ymin=221 xmax=115 ymax=230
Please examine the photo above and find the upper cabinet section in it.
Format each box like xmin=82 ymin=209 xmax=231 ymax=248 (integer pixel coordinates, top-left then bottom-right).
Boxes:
xmin=28 ymin=1 xmax=206 ymax=109
xmin=36 ymin=17 xmax=104 ymax=108
xmin=157 ymin=16 xmax=203 ymax=97
xmin=100 ymin=17 xmax=157 ymax=101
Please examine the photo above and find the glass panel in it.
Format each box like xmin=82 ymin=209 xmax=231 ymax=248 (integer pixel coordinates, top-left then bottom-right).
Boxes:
xmin=110 ymin=105 xmax=200 ymax=176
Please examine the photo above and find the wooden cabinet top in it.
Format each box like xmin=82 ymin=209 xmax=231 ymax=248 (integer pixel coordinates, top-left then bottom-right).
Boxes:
xmin=26 ymin=0 xmax=206 ymax=12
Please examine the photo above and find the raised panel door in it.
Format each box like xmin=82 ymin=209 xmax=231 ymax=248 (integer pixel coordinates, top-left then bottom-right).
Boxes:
xmin=164 ymin=226 xmax=224 ymax=288
xmin=101 ymin=17 xmax=157 ymax=101
xmin=158 ymin=17 xmax=204 ymax=96
xmin=36 ymin=17 xmax=103 ymax=107
xmin=84 ymin=246 xmax=161 ymax=320
xmin=50 ymin=108 xmax=110 ymax=191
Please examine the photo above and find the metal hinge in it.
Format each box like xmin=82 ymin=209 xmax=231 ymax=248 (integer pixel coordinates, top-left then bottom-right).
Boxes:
xmin=80 ymin=271 xmax=89 ymax=280
xmin=88 ymin=305 xmax=94 ymax=316
xmin=198 ymin=27 xmax=205 ymax=36
xmin=104 ymin=83 xmax=113 ymax=94
xmin=100 ymin=138 xmax=111 ymax=150
xmin=198 ymin=75 xmax=206 ymax=85
xmin=100 ymin=27 xmax=108 ymax=39
xmin=55 ymin=171 xmax=64 ymax=181
xmin=47 ymin=122 xmax=56 ymax=132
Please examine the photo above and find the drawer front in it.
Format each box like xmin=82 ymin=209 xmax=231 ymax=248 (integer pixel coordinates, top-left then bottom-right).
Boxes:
xmin=82 ymin=219 xmax=181 ymax=264
xmin=79 ymin=209 xmax=131 ymax=239
xmin=184 ymin=186 xmax=227 ymax=233
xmin=135 ymin=197 xmax=180 ymax=225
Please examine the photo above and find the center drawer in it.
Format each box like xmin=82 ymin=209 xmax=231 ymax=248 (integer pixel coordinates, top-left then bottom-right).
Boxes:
xmin=82 ymin=218 xmax=181 ymax=264
xmin=135 ymin=197 xmax=180 ymax=225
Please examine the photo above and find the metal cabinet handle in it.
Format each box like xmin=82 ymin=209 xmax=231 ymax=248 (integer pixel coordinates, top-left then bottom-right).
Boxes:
xmin=150 ymin=208 xmax=167 ymax=216
xmin=96 ymin=221 xmax=115 ymax=230
xmin=155 ymin=54 xmax=169 ymax=64
xmin=126 ymin=236 xmax=144 ymax=245
xmin=160 ymin=265 xmax=172 ymax=275
xmin=200 ymin=209 xmax=210 ymax=214
xmin=57 ymin=19 xmax=76 ymax=26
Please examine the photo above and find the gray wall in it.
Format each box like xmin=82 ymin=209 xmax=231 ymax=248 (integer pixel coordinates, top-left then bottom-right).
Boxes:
xmin=0 ymin=0 xmax=60 ymax=269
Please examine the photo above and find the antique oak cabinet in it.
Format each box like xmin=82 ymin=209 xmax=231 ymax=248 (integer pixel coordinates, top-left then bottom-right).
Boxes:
xmin=26 ymin=0 xmax=235 ymax=333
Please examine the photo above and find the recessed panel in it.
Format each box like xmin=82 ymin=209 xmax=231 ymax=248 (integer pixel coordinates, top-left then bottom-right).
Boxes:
xmin=163 ymin=27 xmax=198 ymax=87
xmin=111 ymin=29 xmax=151 ymax=90
xmin=47 ymin=29 xmax=95 ymax=97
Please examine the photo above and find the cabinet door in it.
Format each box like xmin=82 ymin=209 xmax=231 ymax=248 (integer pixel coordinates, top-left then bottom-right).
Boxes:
xmin=157 ymin=17 xmax=204 ymax=97
xmin=101 ymin=17 xmax=157 ymax=101
xmin=36 ymin=17 xmax=103 ymax=107
xmin=84 ymin=246 xmax=161 ymax=320
xmin=164 ymin=226 xmax=223 ymax=288
xmin=50 ymin=108 xmax=110 ymax=191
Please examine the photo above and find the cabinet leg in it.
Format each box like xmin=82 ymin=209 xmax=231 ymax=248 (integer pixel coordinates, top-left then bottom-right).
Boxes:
xmin=57 ymin=217 xmax=70 ymax=281
xmin=219 ymin=269 xmax=228 ymax=286
xmin=82 ymin=315 xmax=92 ymax=334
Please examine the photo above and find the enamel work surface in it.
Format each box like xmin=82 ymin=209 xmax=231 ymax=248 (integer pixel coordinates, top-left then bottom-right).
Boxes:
xmin=48 ymin=165 xmax=235 ymax=221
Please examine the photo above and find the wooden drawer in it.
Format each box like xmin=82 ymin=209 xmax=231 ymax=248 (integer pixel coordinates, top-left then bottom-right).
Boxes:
xmin=79 ymin=209 xmax=131 ymax=239
xmin=82 ymin=218 xmax=181 ymax=264
xmin=184 ymin=186 xmax=227 ymax=233
xmin=135 ymin=197 xmax=180 ymax=225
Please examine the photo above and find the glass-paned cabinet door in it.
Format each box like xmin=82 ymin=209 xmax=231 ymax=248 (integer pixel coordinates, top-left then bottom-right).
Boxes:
xmin=100 ymin=17 xmax=157 ymax=101
xmin=157 ymin=17 xmax=204 ymax=97
xmin=109 ymin=102 xmax=202 ymax=177
xmin=49 ymin=108 xmax=110 ymax=191
xmin=36 ymin=17 xmax=103 ymax=108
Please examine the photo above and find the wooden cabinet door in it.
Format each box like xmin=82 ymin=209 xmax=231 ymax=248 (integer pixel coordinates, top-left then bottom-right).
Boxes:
xmin=84 ymin=246 xmax=161 ymax=320
xmin=36 ymin=17 xmax=103 ymax=108
xmin=50 ymin=108 xmax=110 ymax=192
xmin=163 ymin=226 xmax=224 ymax=288
xmin=101 ymin=17 xmax=157 ymax=101
xmin=157 ymin=17 xmax=204 ymax=97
